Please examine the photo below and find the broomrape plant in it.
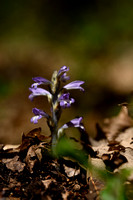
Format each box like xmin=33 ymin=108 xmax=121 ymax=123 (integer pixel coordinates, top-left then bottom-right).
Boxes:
xmin=29 ymin=67 xmax=131 ymax=199
xmin=29 ymin=66 xmax=85 ymax=153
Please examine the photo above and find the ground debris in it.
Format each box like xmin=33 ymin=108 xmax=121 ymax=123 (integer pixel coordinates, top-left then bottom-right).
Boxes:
xmin=0 ymin=128 xmax=95 ymax=199
xmin=96 ymin=105 xmax=133 ymax=141
xmin=101 ymin=151 xmax=128 ymax=171
xmin=2 ymin=156 xmax=26 ymax=173
xmin=92 ymin=105 xmax=133 ymax=174
xmin=1 ymin=105 xmax=133 ymax=199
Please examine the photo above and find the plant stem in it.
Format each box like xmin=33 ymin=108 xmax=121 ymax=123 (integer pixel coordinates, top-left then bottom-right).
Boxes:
xmin=51 ymin=97 xmax=58 ymax=155
xmin=50 ymin=70 xmax=60 ymax=155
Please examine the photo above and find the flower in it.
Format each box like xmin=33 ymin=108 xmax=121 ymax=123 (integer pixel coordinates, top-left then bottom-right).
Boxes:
xmin=63 ymin=80 xmax=84 ymax=91
xmin=58 ymin=117 xmax=85 ymax=138
xmin=58 ymin=66 xmax=70 ymax=82
xmin=62 ymin=117 xmax=84 ymax=129
xmin=31 ymin=108 xmax=49 ymax=124
xmin=29 ymin=87 xmax=52 ymax=101
xmin=29 ymin=66 xmax=86 ymax=148
xmin=59 ymin=93 xmax=75 ymax=108
xmin=60 ymin=72 xmax=70 ymax=82
xmin=31 ymin=115 xmax=42 ymax=124
xmin=31 ymin=77 xmax=51 ymax=88
xmin=58 ymin=66 xmax=69 ymax=76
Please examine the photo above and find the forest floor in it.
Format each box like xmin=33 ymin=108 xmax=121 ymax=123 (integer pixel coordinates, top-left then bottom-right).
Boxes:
xmin=0 ymin=105 xmax=133 ymax=200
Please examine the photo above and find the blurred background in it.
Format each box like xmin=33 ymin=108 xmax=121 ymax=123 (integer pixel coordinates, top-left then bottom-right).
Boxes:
xmin=1 ymin=0 xmax=133 ymax=144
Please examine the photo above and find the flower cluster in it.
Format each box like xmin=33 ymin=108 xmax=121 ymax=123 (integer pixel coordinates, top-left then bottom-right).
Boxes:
xmin=29 ymin=66 xmax=85 ymax=150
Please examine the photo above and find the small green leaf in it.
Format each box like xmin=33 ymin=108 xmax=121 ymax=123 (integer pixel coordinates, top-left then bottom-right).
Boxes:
xmin=55 ymin=136 xmax=90 ymax=169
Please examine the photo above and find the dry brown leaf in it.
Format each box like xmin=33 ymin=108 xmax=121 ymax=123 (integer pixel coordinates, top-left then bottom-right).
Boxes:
xmin=119 ymin=147 xmax=133 ymax=169
xmin=62 ymin=190 xmax=69 ymax=200
xmin=63 ymin=164 xmax=80 ymax=177
xmin=90 ymin=138 xmax=109 ymax=157
xmin=115 ymin=127 xmax=133 ymax=149
xmin=3 ymin=145 xmax=20 ymax=151
xmin=35 ymin=148 xmax=42 ymax=161
xmin=19 ymin=127 xmax=49 ymax=153
xmin=25 ymin=145 xmax=37 ymax=173
xmin=101 ymin=151 xmax=128 ymax=171
xmin=2 ymin=156 xmax=25 ymax=172
xmin=42 ymin=178 xmax=56 ymax=189
xmin=98 ymin=105 xmax=133 ymax=141
xmin=9 ymin=178 xmax=21 ymax=188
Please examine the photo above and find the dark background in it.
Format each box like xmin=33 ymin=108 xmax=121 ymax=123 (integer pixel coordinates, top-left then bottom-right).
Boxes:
xmin=1 ymin=0 xmax=133 ymax=144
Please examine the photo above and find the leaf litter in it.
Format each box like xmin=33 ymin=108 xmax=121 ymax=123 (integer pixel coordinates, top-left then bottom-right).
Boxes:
xmin=0 ymin=105 xmax=133 ymax=199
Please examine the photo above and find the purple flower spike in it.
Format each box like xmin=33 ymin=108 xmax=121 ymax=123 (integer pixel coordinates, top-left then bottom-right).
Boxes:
xmin=31 ymin=77 xmax=51 ymax=88
xmin=59 ymin=93 xmax=75 ymax=108
xmin=31 ymin=108 xmax=49 ymax=124
xmin=58 ymin=117 xmax=85 ymax=138
xmin=29 ymin=87 xmax=52 ymax=101
xmin=58 ymin=66 xmax=69 ymax=76
xmin=63 ymin=80 xmax=85 ymax=91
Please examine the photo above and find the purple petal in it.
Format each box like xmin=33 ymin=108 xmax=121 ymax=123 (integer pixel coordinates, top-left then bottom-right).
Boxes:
xmin=63 ymin=81 xmax=84 ymax=91
xmin=59 ymin=93 xmax=70 ymax=100
xmin=31 ymin=77 xmax=51 ymax=89
xmin=32 ymin=108 xmax=49 ymax=118
xmin=62 ymin=117 xmax=84 ymax=129
xmin=31 ymin=82 xmax=46 ymax=89
xmin=58 ymin=117 xmax=85 ymax=138
xmin=59 ymin=93 xmax=75 ymax=108
xmin=29 ymin=87 xmax=52 ymax=101
xmin=60 ymin=100 xmax=71 ymax=108
xmin=31 ymin=115 xmax=43 ymax=124
xmin=58 ymin=66 xmax=69 ymax=76
xmin=32 ymin=77 xmax=51 ymax=84
xmin=31 ymin=108 xmax=49 ymax=124
xmin=60 ymin=73 xmax=70 ymax=82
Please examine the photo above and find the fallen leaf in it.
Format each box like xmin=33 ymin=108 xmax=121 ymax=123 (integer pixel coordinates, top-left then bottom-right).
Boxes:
xmin=3 ymin=145 xmax=20 ymax=151
xmin=63 ymin=164 xmax=80 ymax=177
xmin=9 ymin=178 xmax=21 ymax=188
xmin=19 ymin=127 xmax=49 ymax=153
xmin=35 ymin=148 xmax=42 ymax=162
xmin=98 ymin=105 xmax=133 ymax=141
xmin=25 ymin=145 xmax=37 ymax=173
xmin=42 ymin=178 xmax=56 ymax=189
xmin=119 ymin=147 xmax=133 ymax=169
xmin=2 ymin=156 xmax=25 ymax=172
xmin=108 ymin=141 xmax=125 ymax=152
xmin=62 ymin=190 xmax=69 ymax=200
xmin=115 ymin=127 xmax=133 ymax=149
xmin=102 ymin=151 xmax=128 ymax=171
